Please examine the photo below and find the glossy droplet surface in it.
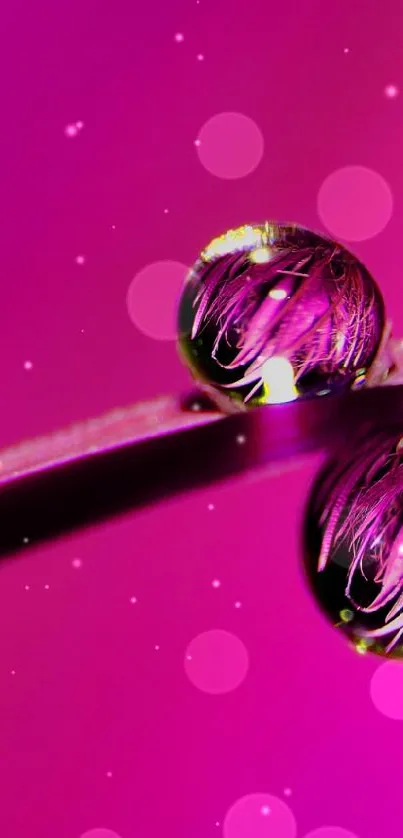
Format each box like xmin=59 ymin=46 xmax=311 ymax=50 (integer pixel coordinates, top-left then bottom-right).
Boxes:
xmin=304 ymin=432 xmax=403 ymax=658
xmin=177 ymin=223 xmax=385 ymax=412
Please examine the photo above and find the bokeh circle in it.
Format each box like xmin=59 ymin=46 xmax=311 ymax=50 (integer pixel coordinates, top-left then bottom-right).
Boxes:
xmin=196 ymin=112 xmax=264 ymax=179
xmin=80 ymin=830 xmax=122 ymax=838
xmin=184 ymin=629 xmax=249 ymax=694
xmin=370 ymin=661 xmax=403 ymax=720
xmin=223 ymin=793 xmax=297 ymax=838
xmin=127 ymin=260 xmax=189 ymax=341
xmin=303 ymin=828 xmax=358 ymax=838
xmin=317 ymin=165 xmax=393 ymax=241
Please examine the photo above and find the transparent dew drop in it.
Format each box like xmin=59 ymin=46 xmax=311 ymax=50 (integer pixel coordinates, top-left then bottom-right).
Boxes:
xmin=177 ymin=222 xmax=385 ymax=413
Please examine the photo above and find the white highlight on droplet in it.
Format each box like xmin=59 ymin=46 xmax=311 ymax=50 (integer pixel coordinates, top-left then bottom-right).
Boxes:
xmin=72 ymin=558 xmax=82 ymax=569
xmin=269 ymin=288 xmax=287 ymax=300
xmin=75 ymin=255 xmax=86 ymax=265
xmin=212 ymin=578 xmax=221 ymax=588
xmin=174 ymin=32 xmax=184 ymax=42
xmin=208 ymin=503 xmax=215 ymax=511
xmin=24 ymin=361 xmax=33 ymax=370
xmin=261 ymin=356 xmax=298 ymax=404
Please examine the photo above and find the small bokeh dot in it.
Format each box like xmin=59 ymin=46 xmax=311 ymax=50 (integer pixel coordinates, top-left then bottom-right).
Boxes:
xmin=370 ymin=661 xmax=403 ymax=720
xmin=317 ymin=165 xmax=393 ymax=241
xmin=223 ymin=793 xmax=297 ymax=838
xmin=196 ymin=112 xmax=264 ymax=179
xmin=184 ymin=629 xmax=249 ymax=694
xmin=127 ymin=260 xmax=189 ymax=341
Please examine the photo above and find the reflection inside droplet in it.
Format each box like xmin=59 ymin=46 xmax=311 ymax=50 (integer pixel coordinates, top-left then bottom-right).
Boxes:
xmin=304 ymin=431 xmax=403 ymax=657
xmin=177 ymin=222 xmax=385 ymax=412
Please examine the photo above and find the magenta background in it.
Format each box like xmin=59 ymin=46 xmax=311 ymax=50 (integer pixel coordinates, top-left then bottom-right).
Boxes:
xmin=0 ymin=1 xmax=402 ymax=836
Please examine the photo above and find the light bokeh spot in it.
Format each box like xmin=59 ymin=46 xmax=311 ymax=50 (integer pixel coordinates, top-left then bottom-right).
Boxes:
xmin=303 ymin=828 xmax=358 ymax=838
xmin=223 ymin=793 xmax=297 ymax=838
xmin=127 ymin=260 xmax=189 ymax=341
xmin=184 ymin=629 xmax=249 ymax=694
xmin=80 ymin=830 xmax=122 ymax=838
xmin=317 ymin=165 xmax=393 ymax=241
xmin=385 ymin=84 xmax=399 ymax=98
xmin=370 ymin=661 xmax=403 ymax=720
xmin=196 ymin=112 xmax=264 ymax=179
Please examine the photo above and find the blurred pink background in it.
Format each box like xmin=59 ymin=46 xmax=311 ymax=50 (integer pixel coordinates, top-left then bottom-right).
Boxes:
xmin=0 ymin=1 xmax=402 ymax=836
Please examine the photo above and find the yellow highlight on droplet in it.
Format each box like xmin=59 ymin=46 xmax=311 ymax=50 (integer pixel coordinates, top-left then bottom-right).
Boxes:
xmin=249 ymin=247 xmax=272 ymax=264
xmin=261 ymin=356 xmax=298 ymax=404
xmin=202 ymin=225 xmax=262 ymax=261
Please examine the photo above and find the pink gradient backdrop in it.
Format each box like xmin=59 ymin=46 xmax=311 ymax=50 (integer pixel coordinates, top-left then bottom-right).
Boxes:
xmin=0 ymin=0 xmax=402 ymax=836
